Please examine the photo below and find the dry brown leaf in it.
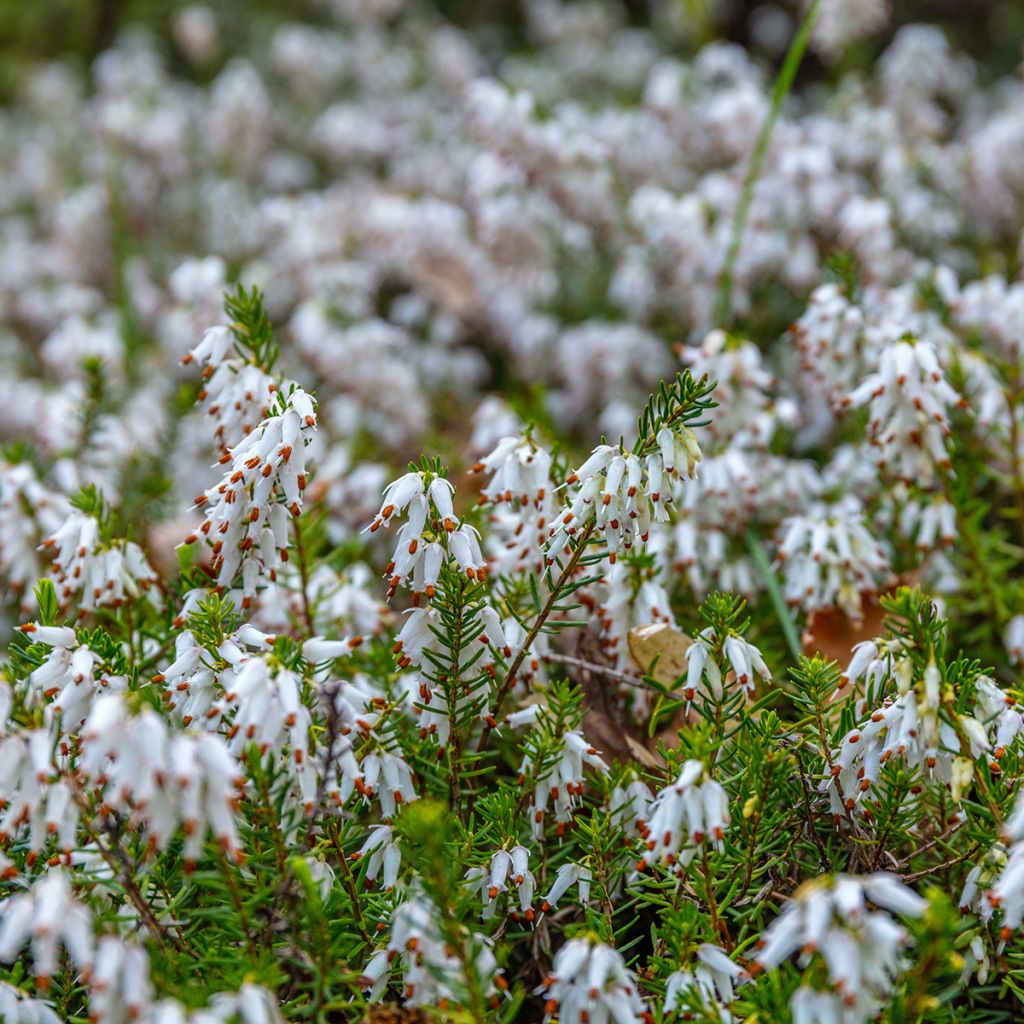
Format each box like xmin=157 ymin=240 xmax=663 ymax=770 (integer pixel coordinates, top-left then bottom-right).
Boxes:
xmin=801 ymin=594 xmax=888 ymax=667
xmin=802 ymin=574 xmax=919 ymax=702
xmin=626 ymin=622 xmax=691 ymax=685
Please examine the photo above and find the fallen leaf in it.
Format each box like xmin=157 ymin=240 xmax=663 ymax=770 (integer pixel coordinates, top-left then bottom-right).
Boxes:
xmin=802 ymin=594 xmax=888 ymax=667
xmin=627 ymin=622 xmax=691 ymax=686
xmin=802 ymin=574 xmax=919 ymax=700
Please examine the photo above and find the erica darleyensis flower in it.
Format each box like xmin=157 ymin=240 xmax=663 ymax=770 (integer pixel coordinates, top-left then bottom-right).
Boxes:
xmin=684 ymin=628 xmax=771 ymax=702
xmin=637 ymin=760 xmax=729 ymax=872
xmin=0 ymin=870 xmax=94 ymax=984
xmin=184 ymin=324 xmax=277 ymax=452
xmin=21 ymin=622 xmax=127 ymax=730
xmin=845 ymin=338 xmax=964 ymax=485
xmin=520 ymin=729 xmax=609 ymax=840
xmin=776 ymin=498 xmax=890 ymax=619
xmin=43 ymin=511 xmax=157 ymax=614
xmin=537 ymin=939 xmax=649 ymax=1024
xmin=975 ymin=790 xmax=1024 ymax=937
xmin=367 ymin=471 xmax=485 ymax=600
xmin=361 ymin=894 xmax=502 ymax=1008
xmin=467 ymin=845 xmax=536 ymax=920
xmin=186 ymin=387 xmax=316 ymax=607
xmin=548 ymin=418 xmax=702 ymax=565
xmin=822 ymin=660 xmax=1019 ymax=818
xmin=0 ymin=981 xmax=62 ymax=1024
xmin=663 ymin=944 xmax=741 ymax=1021
xmin=79 ymin=695 xmax=245 ymax=867
xmin=751 ymin=873 xmax=926 ymax=1024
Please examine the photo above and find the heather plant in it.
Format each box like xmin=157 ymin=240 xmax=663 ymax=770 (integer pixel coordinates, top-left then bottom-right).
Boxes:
xmin=1 ymin=1 xmax=1024 ymax=1023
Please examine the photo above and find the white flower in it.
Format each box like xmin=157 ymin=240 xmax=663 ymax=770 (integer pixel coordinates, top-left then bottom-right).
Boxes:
xmin=549 ymin=425 xmax=701 ymax=565
xmin=637 ymin=760 xmax=729 ymax=872
xmin=0 ymin=980 xmax=63 ymax=1024
xmin=367 ymin=471 xmax=486 ymax=601
xmin=663 ymin=944 xmax=741 ymax=1020
xmin=186 ymin=387 xmax=317 ymax=606
xmin=0 ymin=462 xmax=70 ymax=609
xmin=362 ymin=894 xmax=502 ymax=1007
xmin=520 ymin=729 xmax=609 ymax=840
xmin=359 ymin=750 xmax=417 ymax=819
xmin=845 ymin=339 xmax=963 ymax=486
xmin=353 ymin=825 xmax=401 ymax=891
xmin=684 ymin=628 xmax=770 ymax=702
xmin=185 ymin=326 xmax=277 ymax=453
xmin=0 ymin=870 xmax=94 ymax=982
xmin=469 ymin=845 xmax=536 ymax=920
xmin=898 ymin=495 xmax=957 ymax=552
xmin=91 ymin=936 xmax=154 ymax=1024
xmin=822 ymin=665 xmax=1019 ymax=818
xmin=537 ymin=939 xmax=648 ymax=1024
xmin=539 ymin=862 xmax=592 ymax=913
xmin=42 ymin=512 xmax=158 ymax=614
xmin=79 ymin=695 xmax=245 ymax=867
xmin=752 ymin=874 xmax=925 ymax=1024
xmin=209 ymin=649 xmax=315 ymax=807
xmin=1004 ymin=615 xmax=1024 ymax=666
xmin=776 ymin=499 xmax=890 ymax=619
xmin=474 ymin=435 xmax=553 ymax=507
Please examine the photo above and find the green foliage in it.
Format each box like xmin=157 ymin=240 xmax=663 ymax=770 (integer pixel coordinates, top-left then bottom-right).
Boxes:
xmin=224 ymin=284 xmax=279 ymax=372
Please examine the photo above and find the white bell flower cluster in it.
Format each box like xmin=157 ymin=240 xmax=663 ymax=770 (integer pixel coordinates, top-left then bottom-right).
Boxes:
xmin=367 ymin=471 xmax=486 ymax=601
xmin=968 ymin=793 xmax=1024 ymax=939
xmin=42 ymin=512 xmax=158 ymax=614
xmin=0 ymin=726 xmax=78 ymax=855
xmin=845 ymin=339 xmax=964 ymax=486
xmin=79 ymin=695 xmax=245 ymax=866
xmin=537 ymin=939 xmax=648 ymax=1024
xmin=475 ymin=435 xmax=556 ymax=581
xmin=183 ymin=324 xmax=277 ymax=453
xmin=361 ymin=894 xmax=502 ymax=1008
xmin=775 ymin=498 xmax=890 ymax=620
xmin=466 ymin=845 xmax=536 ymax=921
xmin=0 ymin=980 xmax=63 ymax=1024
xmin=186 ymin=387 xmax=317 ymax=607
xmin=519 ymin=729 xmax=609 ymax=840
xmin=0 ymin=870 xmax=94 ymax=984
xmin=663 ymin=944 xmax=741 ymax=1022
xmin=822 ymin=661 xmax=1021 ymax=819
xmin=206 ymin=633 xmax=315 ymax=808
xmin=751 ymin=874 xmax=927 ymax=1024
xmin=0 ymin=462 xmax=70 ymax=610
xmin=684 ymin=628 xmax=771 ymax=703
xmin=548 ymin=427 xmax=701 ymax=565
xmin=352 ymin=824 xmax=402 ymax=891
xmin=636 ymin=760 xmax=729 ymax=872
xmin=679 ymin=330 xmax=777 ymax=448
xmin=21 ymin=623 xmax=128 ymax=730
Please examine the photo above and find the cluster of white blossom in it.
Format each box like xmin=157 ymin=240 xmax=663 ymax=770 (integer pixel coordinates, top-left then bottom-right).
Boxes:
xmin=823 ymin=655 xmax=1022 ymax=819
xmin=538 ymin=939 xmax=648 ymax=1024
xmin=751 ymin=873 xmax=927 ymax=1024
xmin=636 ymin=760 xmax=729 ymax=872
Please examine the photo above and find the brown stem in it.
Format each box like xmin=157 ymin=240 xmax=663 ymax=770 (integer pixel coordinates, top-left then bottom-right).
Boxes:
xmin=218 ymin=846 xmax=261 ymax=967
xmin=701 ymin=843 xmax=731 ymax=951
xmin=476 ymin=522 xmax=596 ymax=755
xmin=542 ymin=652 xmax=648 ymax=689
xmin=328 ymin=820 xmax=374 ymax=949
xmin=68 ymin=781 xmax=194 ymax=957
